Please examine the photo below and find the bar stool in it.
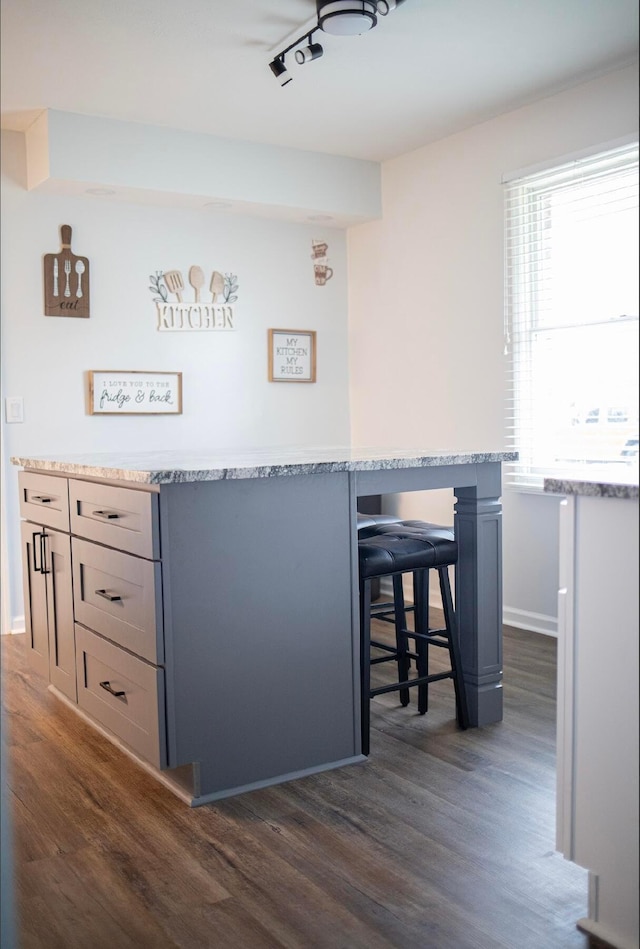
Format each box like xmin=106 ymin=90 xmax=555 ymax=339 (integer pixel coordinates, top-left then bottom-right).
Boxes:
xmin=358 ymin=522 xmax=470 ymax=755
xmin=357 ymin=514 xmax=444 ymax=625
xmin=357 ymin=513 xmax=403 ymax=603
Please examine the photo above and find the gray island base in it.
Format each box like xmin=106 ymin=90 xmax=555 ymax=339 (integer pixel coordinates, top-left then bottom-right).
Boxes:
xmin=12 ymin=447 xmax=515 ymax=806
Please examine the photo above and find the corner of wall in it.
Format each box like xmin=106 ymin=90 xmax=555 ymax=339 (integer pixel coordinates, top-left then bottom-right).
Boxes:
xmin=24 ymin=110 xmax=49 ymax=191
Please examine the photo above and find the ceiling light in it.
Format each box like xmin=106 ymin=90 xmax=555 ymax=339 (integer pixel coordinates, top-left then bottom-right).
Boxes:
xmin=269 ymin=58 xmax=292 ymax=87
xmin=317 ymin=1 xmax=377 ymax=34
xmin=269 ymin=0 xmax=407 ymax=85
xmin=295 ymin=42 xmax=324 ymax=65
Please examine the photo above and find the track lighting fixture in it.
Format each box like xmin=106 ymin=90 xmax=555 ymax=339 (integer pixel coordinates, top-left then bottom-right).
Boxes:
xmin=269 ymin=57 xmax=292 ymax=87
xmin=295 ymin=42 xmax=324 ymax=64
xmin=269 ymin=0 xmax=407 ymax=85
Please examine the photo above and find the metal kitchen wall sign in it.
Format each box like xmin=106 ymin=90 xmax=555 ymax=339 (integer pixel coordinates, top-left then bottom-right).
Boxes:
xmin=149 ymin=267 xmax=239 ymax=332
xmin=311 ymin=239 xmax=333 ymax=286
xmin=43 ymin=225 xmax=90 ymax=318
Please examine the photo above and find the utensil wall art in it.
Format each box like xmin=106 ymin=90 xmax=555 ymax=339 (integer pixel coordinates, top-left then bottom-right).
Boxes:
xmin=149 ymin=267 xmax=239 ymax=332
xmin=43 ymin=225 xmax=90 ymax=318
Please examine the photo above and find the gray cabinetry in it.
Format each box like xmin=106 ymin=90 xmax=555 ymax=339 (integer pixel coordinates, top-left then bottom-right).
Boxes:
xmin=68 ymin=481 xmax=166 ymax=768
xmin=69 ymin=479 xmax=160 ymax=559
xmin=19 ymin=473 xmax=76 ymax=702
xmin=75 ymin=624 xmax=166 ymax=768
xmin=72 ymin=536 xmax=164 ymax=664
xmin=19 ymin=468 xmax=361 ymax=805
xmin=15 ymin=449 xmax=507 ymax=807
xmin=19 ymin=470 xmax=165 ymax=766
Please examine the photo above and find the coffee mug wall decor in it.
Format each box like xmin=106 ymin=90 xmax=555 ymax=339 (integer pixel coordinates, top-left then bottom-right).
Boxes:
xmin=311 ymin=239 xmax=333 ymax=286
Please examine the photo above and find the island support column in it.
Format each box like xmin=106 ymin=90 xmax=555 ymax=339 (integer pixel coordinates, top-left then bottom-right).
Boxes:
xmin=454 ymin=462 xmax=503 ymax=726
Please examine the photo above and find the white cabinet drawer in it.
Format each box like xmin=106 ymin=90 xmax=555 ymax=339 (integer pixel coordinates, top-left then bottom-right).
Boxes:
xmin=75 ymin=625 xmax=166 ymax=769
xmin=69 ymin=480 xmax=159 ymax=559
xmin=19 ymin=471 xmax=70 ymax=532
xmin=72 ymin=538 xmax=163 ymax=664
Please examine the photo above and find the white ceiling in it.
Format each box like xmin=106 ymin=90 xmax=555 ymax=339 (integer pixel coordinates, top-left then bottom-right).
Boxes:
xmin=1 ymin=0 xmax=638 ymax=163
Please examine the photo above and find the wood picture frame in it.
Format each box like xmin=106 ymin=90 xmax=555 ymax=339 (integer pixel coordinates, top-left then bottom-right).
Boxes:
xmin=268 ymin=329 xmax=316 ymax=383
xmin=88 ymin=371 xmax=183 ymax=415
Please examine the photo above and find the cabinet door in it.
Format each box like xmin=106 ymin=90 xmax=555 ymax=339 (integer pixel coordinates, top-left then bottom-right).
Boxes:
xmin=20 ymin=521 xmax=49 ymax=680
xmin=43 ymin=529 xmax=76 ymax=702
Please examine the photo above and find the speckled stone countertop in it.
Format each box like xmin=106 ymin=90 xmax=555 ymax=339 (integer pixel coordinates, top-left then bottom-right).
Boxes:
xmin=544 ymin=472 xmax=639 ymax=500
xmin=11 ymin=447 xmax=517 ymax=485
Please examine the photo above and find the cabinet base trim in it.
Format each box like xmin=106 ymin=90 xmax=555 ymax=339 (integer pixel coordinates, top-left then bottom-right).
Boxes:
xmin=49 ymin=686 xmax=367 ymax=808
xmin=188 ymin=755 xmax=368 ymax=808
xmin=576 ymin=917 xmax=634 ymax=949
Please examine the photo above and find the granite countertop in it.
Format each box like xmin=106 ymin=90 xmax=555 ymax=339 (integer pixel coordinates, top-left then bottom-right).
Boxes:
xmin=10 ymin=447 xmax=517 ymax=485
xmin=544 ymin=472 xmax=639 ymax=500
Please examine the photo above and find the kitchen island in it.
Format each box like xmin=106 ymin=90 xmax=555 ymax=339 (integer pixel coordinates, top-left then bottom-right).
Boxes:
xmin=12 ymin=447 xmax=514 ymax=806
xmin=546 ymin=473 xmax=639 ymax=949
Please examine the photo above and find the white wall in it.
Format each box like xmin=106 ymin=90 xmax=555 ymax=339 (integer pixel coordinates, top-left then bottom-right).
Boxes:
xmin=348 ymin=63 xmax=639 ymax=633
xmin=1 ymin=129 xmax=352 ymax=629
xmin=3 ymin=64 xmax=639 ymax=635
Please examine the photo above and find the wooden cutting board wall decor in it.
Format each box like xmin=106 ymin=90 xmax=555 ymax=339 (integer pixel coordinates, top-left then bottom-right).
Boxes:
xmin=43 ymin=225 xmax=90 ymax=318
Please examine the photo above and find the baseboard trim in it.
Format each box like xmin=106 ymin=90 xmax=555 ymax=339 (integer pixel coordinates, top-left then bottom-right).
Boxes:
xmin=1 ymin=615 xmax=25 ymax=635
xmin=503 ymin=607 xmax=557 ymax=637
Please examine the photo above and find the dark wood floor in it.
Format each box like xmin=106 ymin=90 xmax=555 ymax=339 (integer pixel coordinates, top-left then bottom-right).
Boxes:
xmin=2 ymin=621 xmax=596 ymax=948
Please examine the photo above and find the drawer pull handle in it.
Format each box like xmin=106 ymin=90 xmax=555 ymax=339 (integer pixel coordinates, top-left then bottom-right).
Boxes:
xmin=92 ymin=510 xmax=120 ymax=520
xmin=99 ymin=681 xmax=126 ymax=698
xmin=95 ymin=589 xmax=122 ymax=602
xmin=32 ymin=495 xmax=53 ymax=504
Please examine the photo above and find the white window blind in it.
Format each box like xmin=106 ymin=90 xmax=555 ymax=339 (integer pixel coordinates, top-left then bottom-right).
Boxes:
xmin=504 ymin=142 xmax=639 ymax=489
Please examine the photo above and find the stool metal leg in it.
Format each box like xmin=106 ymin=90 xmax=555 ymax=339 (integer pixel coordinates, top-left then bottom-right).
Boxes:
xmin=438 ymin=566 xmax=470 ymax=729
xmin=413 ymin=569 xmax=429 ymax=715
xmin=392 ymin=574 xmax=411 ymax=707
xmin=359 ymin=577 xmax=372 ymax=756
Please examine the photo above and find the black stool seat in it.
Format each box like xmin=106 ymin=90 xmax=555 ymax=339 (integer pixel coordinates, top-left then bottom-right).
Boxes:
xmin=358 ymin=527 xmax=457 ymax=579
xmin=356 ymin=513 xmax=403 ymax=537
xmin=357 ymin=517 xmax=453 ymax=622
xmin=358 ymin=520 xmax=469 ymax=755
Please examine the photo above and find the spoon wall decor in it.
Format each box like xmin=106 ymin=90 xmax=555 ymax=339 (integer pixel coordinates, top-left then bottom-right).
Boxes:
xmin=188 ymin=265 xmax=205 ymax=303
xmin=75 ymin=260 xmax=85 ymax=297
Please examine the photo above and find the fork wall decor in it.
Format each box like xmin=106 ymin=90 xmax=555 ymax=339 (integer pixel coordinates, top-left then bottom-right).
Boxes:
xmin=43 ymin=225 xmax=90 ymax=318
xmin=149 ymin=267 xmax=239 ymax=332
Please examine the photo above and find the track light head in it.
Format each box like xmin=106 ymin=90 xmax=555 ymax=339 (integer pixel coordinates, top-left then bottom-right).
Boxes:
xmin=294 ymin=42 xmax=324 ymax=65
xmin=377 ymin=0 xmax=406 ymax=13
xmin=269 ymin=57 xmax=292 ymax=86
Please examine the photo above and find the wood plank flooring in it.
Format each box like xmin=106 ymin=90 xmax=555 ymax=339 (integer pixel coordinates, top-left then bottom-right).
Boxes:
xmin=2 ymin=622 xmax=597 ymax=948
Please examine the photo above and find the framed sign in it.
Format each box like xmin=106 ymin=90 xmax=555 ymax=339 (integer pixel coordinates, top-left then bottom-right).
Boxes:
xmin=88 ymin=371 xmax=183 ymax=415
xmin=268 ymin=329 xmax=316 ymax=383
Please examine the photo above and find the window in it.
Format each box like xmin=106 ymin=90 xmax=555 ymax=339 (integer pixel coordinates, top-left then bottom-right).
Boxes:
xmin=504 ymin=142 xmax=639 ymax=489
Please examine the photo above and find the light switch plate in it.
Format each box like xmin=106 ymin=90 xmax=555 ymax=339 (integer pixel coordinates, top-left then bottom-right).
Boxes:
xmin=5 ymin=397 xmax=24 ymax=423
